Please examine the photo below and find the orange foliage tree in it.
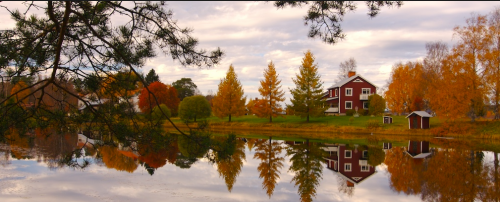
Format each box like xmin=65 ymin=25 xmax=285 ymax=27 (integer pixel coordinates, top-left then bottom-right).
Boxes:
xmin=138 ymin=81 xmax=180 ymax=116
xmin=254 ymin=61 xmax=285 ymax=122
xmin=483 ymin=8 xmax=500 ymax=119
xmin=212 ymin=64 xmax=246 ymax=122
xmin=384 ymin=62 xmax=424 ymax=115
xmin=10 ymin=81 xmax=31 ymax=106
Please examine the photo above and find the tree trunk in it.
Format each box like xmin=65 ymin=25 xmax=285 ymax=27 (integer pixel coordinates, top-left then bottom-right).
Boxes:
xmin=229 ymin=114 xmax=231 ymax=122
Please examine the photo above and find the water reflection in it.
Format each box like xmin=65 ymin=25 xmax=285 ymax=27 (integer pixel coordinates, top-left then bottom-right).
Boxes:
xmin=1 ymin=131 xmax=500 ymax=201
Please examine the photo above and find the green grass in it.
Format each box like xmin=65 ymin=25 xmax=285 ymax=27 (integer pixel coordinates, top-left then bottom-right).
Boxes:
xmin=172 ymin=114 xmax=443 ymax=129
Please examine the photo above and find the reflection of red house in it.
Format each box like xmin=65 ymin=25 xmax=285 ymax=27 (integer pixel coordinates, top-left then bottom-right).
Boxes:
xmin=405 ymin=141 xmax=431 ymax=159
xmin=322 ymin=144 xmax=376 ymax=186
xmin=406 ymin=111 xmax=432 ymax=129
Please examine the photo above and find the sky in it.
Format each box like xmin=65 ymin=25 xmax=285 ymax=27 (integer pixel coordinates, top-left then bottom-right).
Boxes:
xmin=1 ymin=1 xmax=498 ymax=105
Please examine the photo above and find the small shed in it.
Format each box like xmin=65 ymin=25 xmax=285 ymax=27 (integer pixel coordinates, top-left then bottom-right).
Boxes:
xmin=406 ymin=111 xmax=432 ymax=129
xmin=383 ymin=116 xmax=393 ymax=124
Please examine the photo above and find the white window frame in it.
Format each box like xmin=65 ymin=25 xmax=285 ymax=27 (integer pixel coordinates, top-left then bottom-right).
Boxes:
xmin=363 ymin=102 xmax=369 ymax=109
xmin=362 ymin=88 xmax=371 ymax=95
xmin=345 ymin=163 xmax=352 ymax=172
xmin=361 ymin=165 xmax=370 ymax=172
xmin=335 ymin=89 xmax=338 ymax=96
xmin=345 ymin=150 xmax=352 ymax=158
xmin=345 ymin=88 xmax=353 ymax=96
xmin=345 ymin=101 xmax=353 ymax=109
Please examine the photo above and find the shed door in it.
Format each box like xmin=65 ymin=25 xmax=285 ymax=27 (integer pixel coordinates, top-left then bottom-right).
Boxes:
xmin=413 ymin=116 xmax=418 ymax=129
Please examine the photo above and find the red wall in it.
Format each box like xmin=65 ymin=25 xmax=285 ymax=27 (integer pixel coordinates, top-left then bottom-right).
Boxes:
xmin=339 ymin=76 xmax=376 ymax=114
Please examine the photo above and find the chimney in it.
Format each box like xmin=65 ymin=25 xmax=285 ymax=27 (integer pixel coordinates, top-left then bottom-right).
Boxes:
xmin=348 ymin=71 xmax=356 ymax=78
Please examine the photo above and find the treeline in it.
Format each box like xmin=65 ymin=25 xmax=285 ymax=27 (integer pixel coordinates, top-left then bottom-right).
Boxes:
xmin=385 ymin=8 xmax=500 ymax=121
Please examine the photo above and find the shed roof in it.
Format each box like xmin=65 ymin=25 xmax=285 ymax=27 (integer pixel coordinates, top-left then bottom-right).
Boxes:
xmin=405 ymin=111 xmax=432 ymax=118
xmin=327 ymin=75 xmax=378 ymax=89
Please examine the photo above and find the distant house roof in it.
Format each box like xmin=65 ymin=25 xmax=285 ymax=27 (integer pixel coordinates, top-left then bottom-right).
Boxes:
xmin=327 ymin=75 xmax=378 ymax=89
xmin=405 ymin=111 xmax=432 ymax=118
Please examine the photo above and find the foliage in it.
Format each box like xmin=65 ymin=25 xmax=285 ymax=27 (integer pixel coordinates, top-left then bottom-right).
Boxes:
xmin=384 ymin=62 xmax=424 ymax=115
xmin=274 ymin=1 xmax=403 ymax=45
xmin=145 ymin=69 xmax=160 ymax=86
xmin=210 ymin=135 xmax=246 ymax=192
xmin=138 ymin=81 xmax=180 ymax=115
xmin=178 ymin=95 xmax=211 ymax=122
xmin=346 ymin=109 xmax=355 ymax=116
xmin=212 ymin=65 xmax=246 ymax=122
xmin=10 ymin=81 xmax=31 ymax=106
xmin=288 ymin=50 xmax=326 ymax=122
xmin=335 ymin=57 xmax=356 ymax=83
xmin=367 ymin=146 xmax=385 ymax=167
xmin=254 ymin=137 xmax=284 ymax=198
xmin=368 ymin=94 xmax=385 ymax=116
xmin=0 ymin=1 xmax=223 ymax=139
xmin=151 ymin=104 xmax=171 ymax=121
xmin=172 ymin=78 xmax=198 ymax=101
xmin=246 ymin=98 xmax=256 ymax=115
xmin=254 ymin=61 xmax=286 ymax=122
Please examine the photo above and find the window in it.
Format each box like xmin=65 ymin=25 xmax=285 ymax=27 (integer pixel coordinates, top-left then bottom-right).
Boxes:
xmin=345 ymin=101 xmax=352 ymax=109
xmin=363 ymin=102 xmax=369 ymax=109
xmin=345 ymin=88 xmax=352 ymax=96
xmin=335 ymin=89 xmax=338 ymax=96
xmin=345 ymin=150 xmax=352 ymax=158
xmin=362 ymin=88 xmax=371 ymax=94
xmin=329 ymin=90 xmax=332 ymax=97
xmin=361 ymin=165 xmax=370 ymax=172
xmin=354 ymin=78 xmax=363 ymax=82
xmin=362 ymin=150 xmax=368 ymax=158
xmin=345 ymin=163 xmax=352 ymax=171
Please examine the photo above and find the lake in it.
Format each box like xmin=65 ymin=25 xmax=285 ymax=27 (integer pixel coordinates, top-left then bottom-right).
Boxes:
xmin=0 ymin=131 xmax=499 ymax=202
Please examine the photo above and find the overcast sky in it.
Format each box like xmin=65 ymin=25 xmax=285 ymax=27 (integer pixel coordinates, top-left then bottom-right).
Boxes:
xmin=1 ymin=2 xmax=498 ymax=104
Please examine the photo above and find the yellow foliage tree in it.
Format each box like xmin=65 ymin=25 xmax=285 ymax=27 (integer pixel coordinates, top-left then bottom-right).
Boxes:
xmin=254 ymin=61 xmax=285 ymax=122
xmin=212 ymin=64 xmax=247 ymax=122
xmin=254 ymin=137 xmax=284 ymax=198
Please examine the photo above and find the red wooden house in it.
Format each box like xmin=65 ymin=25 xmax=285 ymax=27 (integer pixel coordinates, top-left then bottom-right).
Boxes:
xmin=322 ymin=144 xmax=377 ymax=186
xmin=406 ymin=111 xmax=432 ymax=129
xmin=324 ymin=71 xmax=377 ymax=115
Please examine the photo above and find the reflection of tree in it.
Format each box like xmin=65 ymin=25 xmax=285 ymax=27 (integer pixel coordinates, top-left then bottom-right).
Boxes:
xmin=421 ymin=149 xmax=488 ymax=201
xmin=287 ymin=139 xmax=324 ymax=202
xmin=367 ymin=146 xmax=385 ymax=167
xmin=99 ymin=145 xmax=138 ymax=173
xmin=336 ymin=174 xmax=354 ymax=197
xmin=211 ymin=135 xmax=246 ymax=192
xmin=482 ymin=152 xmax=500 ymax=201
xmin=254 ymin=137 xmax=284 ymax=198
xmin=384 ymin=147 xmax=423 ymax=195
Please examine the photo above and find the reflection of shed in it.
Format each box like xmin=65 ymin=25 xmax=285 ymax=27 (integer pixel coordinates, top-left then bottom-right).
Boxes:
xmin=405 ymin=140 xmax=431 ymax=158
xmin=406 ymin=111 xmax=432 ymax=129
xmin=383 ymin=116 xmax=393 ymax=124
xmin=383 ymin=142 xmax=392 ymax=150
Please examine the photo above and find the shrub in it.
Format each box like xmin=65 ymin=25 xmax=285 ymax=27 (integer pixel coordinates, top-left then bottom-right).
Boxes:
xmin=152 ymin=104 xmax=171 ymax=120
xmin=358 ymin=108 xmax=368 ymax=116
xmin=346 ymin=109 xmax=355 ymax=116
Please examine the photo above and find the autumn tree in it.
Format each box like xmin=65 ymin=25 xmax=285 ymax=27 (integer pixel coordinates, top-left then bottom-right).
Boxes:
xmin=0 ymin=1 xmax=223 ymax=139
xmin=254 ymin=61 xmax=285 ymax=122
xmin=254 ymin=137 xmax=285 ymax=198
xmin=138 ymin=81 xmax=180 ymax=116
xmin=10 ymin=81 xmax=31 ymax=106
xmin=212 ymin=136 xmax=246 ymax=192
xmin=212 ymin=65 xmax=246 ymax=122
xmin=368 ymin=94 xmax=386 ymax=116
xmin=484 ymin=8 xmax=500 ymax=120
xmin=178 ymin=95 xmax=211 ymax=122
xmin=145 ymin=69 xmax=160 ymax=86
xmin=427 ymin=14 xmax=488 ymax=121
xmin=246 ymin=98 xmax=256 ymax=115
xmin=288 ymin=50 xmax=326 ymax=122
xmin=384 ymin=61 xmax=425 ymax=115
xmin=335 ymin=57 xmax=357 ymax=83
xmin=172 ymin=78 xmax=198 ymax=101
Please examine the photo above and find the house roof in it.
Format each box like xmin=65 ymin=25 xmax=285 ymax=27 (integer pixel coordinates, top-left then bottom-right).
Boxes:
xmin=327 ymin=75 xmax=378 ymax=90
xmin=405 ymin=111 xmax=432 ymax=118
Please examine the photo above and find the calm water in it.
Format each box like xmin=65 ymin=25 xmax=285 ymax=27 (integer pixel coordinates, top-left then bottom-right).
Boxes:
xmin=0 ymin=132 xmax=499 ymax=202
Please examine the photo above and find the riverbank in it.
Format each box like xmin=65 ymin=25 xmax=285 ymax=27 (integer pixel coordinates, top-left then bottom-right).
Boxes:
xmin=165 ymin=115 xmax=500 ymax=139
